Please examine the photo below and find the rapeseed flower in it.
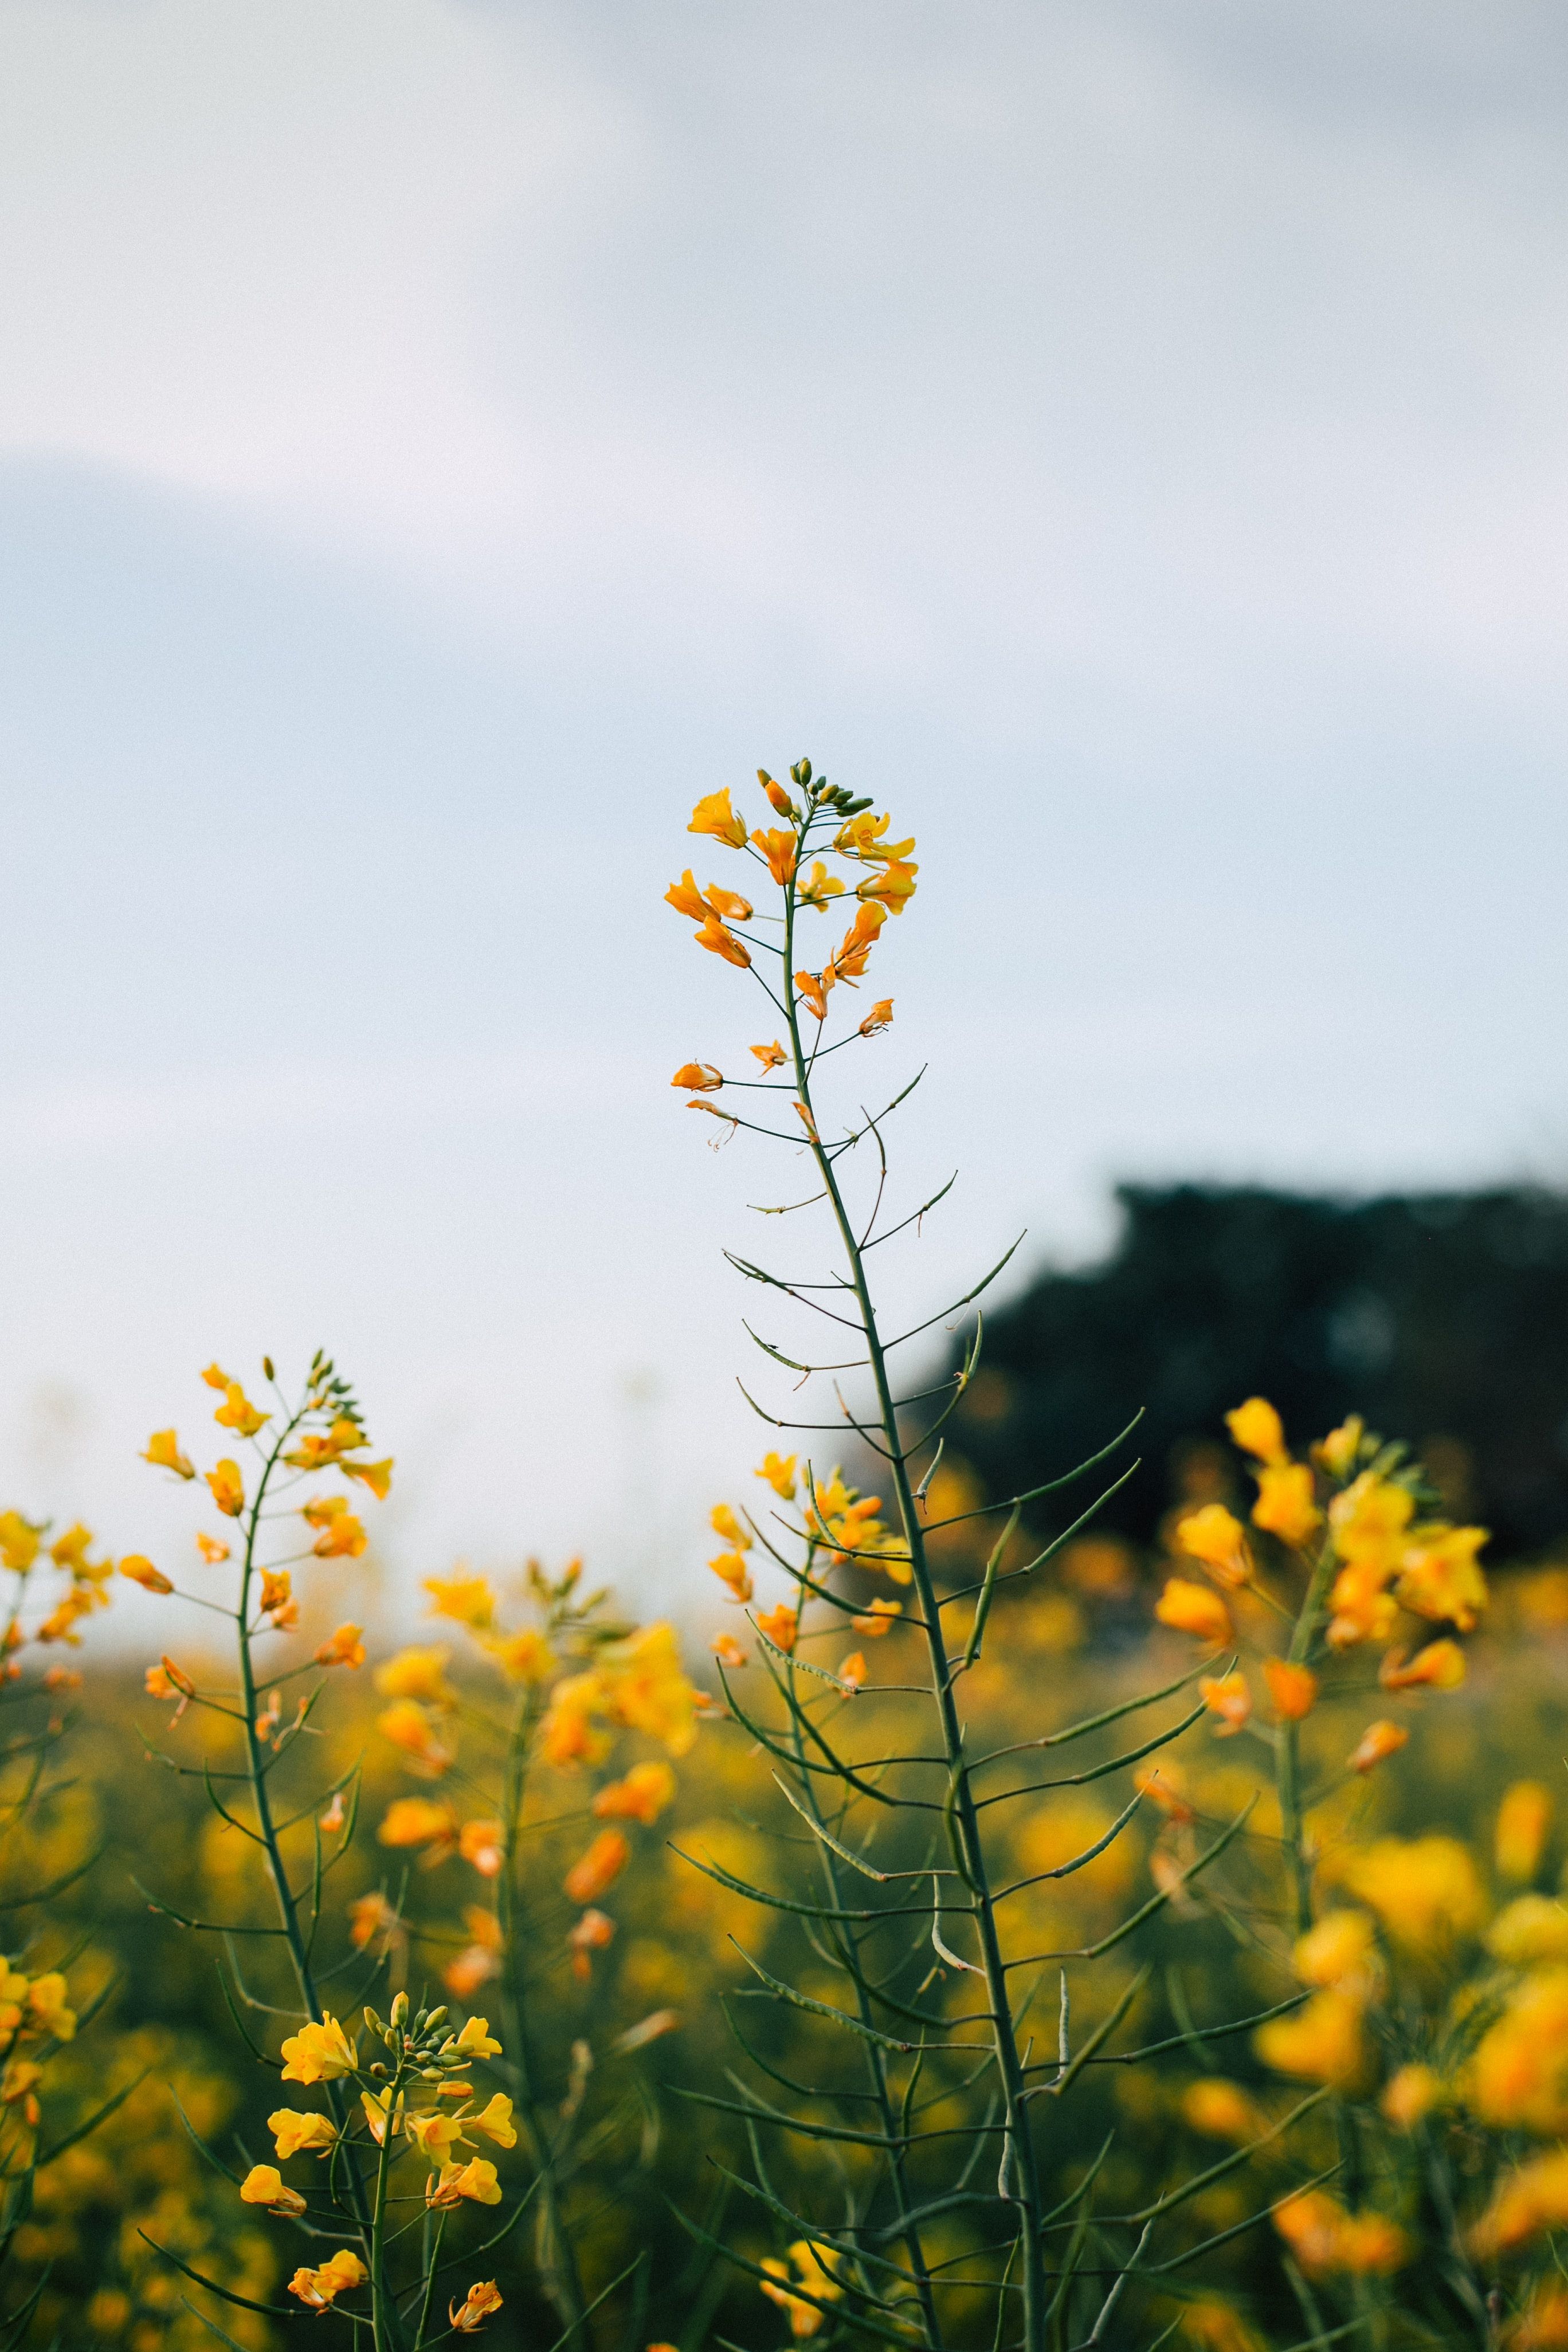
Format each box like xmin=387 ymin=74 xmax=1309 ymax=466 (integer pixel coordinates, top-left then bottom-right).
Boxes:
xmin=289 ymin=2251 xmax=368 ymax=2309
xmin=1154 ymin=1578 xmax=1232 ymax=1645
xmin=1498 ymin=1781 xmax=1554 ymax=1883
xmin=141 ymin=1431 xmax=194 ymax=1480
xmin=563 ymin=1829 xmax=629 ymax=1905
xmin=450 ymin=2282 xmax=504 ymax=2331
xmin=268 ymin=2109 xmax=338 ymax=2159
xmin=279 ymin=2015 xmax=357 ymax=2084
xmin=239 ymin=2165 xmax=306 ymax=2217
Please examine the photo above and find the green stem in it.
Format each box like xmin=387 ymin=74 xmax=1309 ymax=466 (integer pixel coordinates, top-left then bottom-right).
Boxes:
xmin=1276 ymin=1539 xmax=1339 ymax=1938
xmin=781 ymin=841 xmax=1046 ymax=2352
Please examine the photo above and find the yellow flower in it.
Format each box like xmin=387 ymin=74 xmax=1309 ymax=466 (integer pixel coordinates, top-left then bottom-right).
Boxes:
xmin=316 ymin=1624 xmax=366 ymax=1669
xmin=279 ymin=2015 xmax=357 ymax=2084
xmin=49 ymin=1521 xmax=98 ymax=1573
xmin=710 ymin=1552 xmax=754 ymax=1603
xmin=1510 ymin=2284 xmax=1568 ymax=2349
xmin=425 ymin=1575 xmax=495 ymax=1631
xmin=289 ymin=2251 xmax=369 ymax=2310
xmin=268 ymin=2108 xmax=338 ymax=2159
xmin=567 ymin=1908 xmax=615 ymax=1980
xmin=754 ymin=1602 xmax=799 ymax=1653
xmin=833 ymin=812 xmax=914 ymax=864
xmin=1315 ymin=1416 xmax=1364 ymax=1480
xmin=1498 ymin=1781 xmax=1554 ymax=1883
xmin=710 ymin=1503 xmax=751 ymax=1550
xmin=1153 ymin=1578 xmax=1232 ymax=1645
xmin=378 ymin=1797 xmax=457 ymax=1852
xmin=449 ymin=2016 xmax=503 ymax=2060
xmin=859 ymin=997 xmax=893 ymax=1035
xmin=1198 ymin=1671 xmax=1251 ymax=1734
xmin=450 ymin=2282 xmax=504 ymax=2332
xmin=837 ymin=1651 xmax=867 ymax=1692
xmin=711 ymin=1632 xmax=747 ymax=1668
xmin=852 ymin=1598 xmax=903 ymax=1636
xmin=1263 ymin=1658 xmax=1318 ymax=1720
xmin=200 ymin=1362 xmax=233 ymax=1391
xmin=1329 ymin=1472 xmax=1415 ymax=1574
xmin=759 ymin=2241 xmax=844 ymax=2339
xmin=141 ymin=1430 xmax=195 ymax=1480
xmin=378 ymin=1700 xmax=453 ymax=1772
xmin=672 ymin=1062 xmax=723 ymax=1091
xmin=1470 ymin=1967 xmax=1568 ymax=2133
xmin=750 ymin=828 xmax=798 ymax=886
xmin=1337 ymin=1835 xmax=1487 ymax=1950
xmin=258 ymin=1570 xmax=296 ymax=1628
xmin=604 ymin=1622 xmax=701 ymax=1756
xmin=1326 ymin=1558 xmax=1400 ymax=1649
xmin=1179 ymin=2305 xmax=1265 ymax=2352
xmin=427 ymin=2158 xmax=503 ymax=2208
xmin=206 ymin=1460 xmax=245 ymax=1518
xmin=239 ymin=2164 xmax=305 ymax=2217
xmin=485 ymin=1627 xmax=555 ymax=1683
xmin=751 ymin=1040 xmax=787 ymax=1069
xmin=564 ymin=1829 xmax=629 ymax=1905
xmin=468 ymin=2094 xmax=516 ymax=2148
xmin=458 ymin=1819 xmax=504 ymax=1876
xmin=1471 ymin=2149 xmax=1568 ymax=2255
xmin=360 ymin=2088 xmax=402 ymax=2145
xmin=1274 ymin=2191 xmax=1406 ymax=2276
xmin=797 ymin=859 xmax=845 ymax=909
xmin=0 ymin=1514 xmax=40 ymax=1573
xmin=1255 ymin=1989 xmax=1365 ymax=2085
xmin=406 ymin=2110 xmax=466 ymax=2162
xmin=1348 ymin=1719 xmax=1408 ymax=1774
xmin=1379 ymin=1638 xmax=1465 ymax=1691
xmin=794 ymin=969 xmax=831 ymax=1021
xmin=858 ymin=858 xmax=917 ymax=914
xmin=1181 ymin=2079 xmax=1265 ymax=2143
xmin=23 ymin=1974 xmax=75 ymax=2041
xmin=1395 ymin=1523 xmax=1489 ymax=1629
xmin=695 ymin=914 xmax=750 ymax=967
xmin=1251 ymin=1463 xmax=1322 ymax=1548
xmin=282 ymin=1417 xmax=368 ymax=1470
xmin=1381 ymin=2063 xmax=1441 ymax=2131
xmin=119 ymin=1555 xmax=173 ymax=1595
xmin=1487 ymin=1896 xmax=1568 ymax=1968
xmin=593 ymin=1761 xmax=676 ymax=1825
xmin=756 ymin=1452 xmax=797 ymax=1498
xmin=342 ymin=1455 xmax=393 ymax=1499
xmin=374 ymin=1648 xmax=455 ymax=1706
xmin=1225 ymin=1397 xmax=1288 ymax=1465
xmin=825 ymin=900 xmax=885 ymax=983
xmin=687 ymin=789 xmax=748 ymax=848
xmin=1174 ymin=1504 xmax=1250 ymax=1585
xmin=196 ymin=1531 xmax=230 ymax=1563
xmin=214 ymin=1382 xmax=268 ymax=1438
xmin=758 ymin=770 xmax=795 ymax=817
xmin=350 ymin=1892 xmax=406 ymax=1950
xmin=1293 ymin=1910 xmax=1378 ymax=1992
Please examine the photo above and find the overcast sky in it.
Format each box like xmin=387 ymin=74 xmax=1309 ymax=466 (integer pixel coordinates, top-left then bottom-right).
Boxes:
xmin=3 ymin=0 xmax=1567 ymax=1636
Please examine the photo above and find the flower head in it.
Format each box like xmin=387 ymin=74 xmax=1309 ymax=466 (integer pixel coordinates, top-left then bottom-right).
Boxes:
xmin=289 ymin=2251 xmax=369 ymax=2310
xmin=142 ymin=1430 xmax=195 ymax=1480
xmin=687 ymin=789 xmax=748 ymax=848
xmin=214 ymin=1383 xmax=268 ymax=1438
xmin=269 ymin=2108 xmax=338 ymax=2160
xmin=1379 ymin=1638 xmax=1465 ymax=1691
xmin=279 ymin=2014 xmax=357 ymax=2084
xmin=378 ymin=1699 xmax=453 ymax=1772
xmin=1498 ymin=1781 xmax=1554 ymax=1883
xmin=425 ymin=1575 xmax=495 ymax=1631
xmin=564 ymin=1829 xmax=629 ymax=1906
xmin=1154 ymin=1578 xmax=1232 ymax=1645
xmin=458 ymin=1818 xmax=505 ymax=1876
xmin=672 ymin=1063 xmax=723 ymax=1092
xmin=1198 ymin=1670 xmax=1251 ymax=1734
xmin=1263 ymin=1658 xmax=1318 ymax=1720
xmin=239 ymin=2164 xmax=306 ymax=2217
xmin=593 ymin=1761 xmax=676 ymax=1825
xmin=427 ymin=2157 xmax=503 ymax=2208
xmin=1174 ymin=1506 xmax=1251 ymax=1587
xmin=450 ymin=2283 xmax=504 ymax=2333
xmin=859 ymin=998 xmax=893 ymax=1036
xmin=1396 ymin=1523 xmax=1489 ymax=1630
xmin=119 ymin=1556 xmax=173 ymax=1596
xmin=1225 ymin=1397 xmax=1288 ymax=1465
xmin=1252 ymin=1463 xmax=1322 ymax=1548
xmin=754 ymin=1602 xmax=799 ymax=1653
xmin=711 ymin=1631 xmax=747 ymax=1668
xmin=1348 ymin=1719 xmax=1408 ymax=1774
xmin=378 ymin=1797 xmax=457 ymax=1854
xmin=316 ymin=1624 xmax=366 ymax=1669
xmin=756 ymin=1451 xmax=797 ymax=1498
xmin=206 ymin=1460 xmax=245 ymax=1518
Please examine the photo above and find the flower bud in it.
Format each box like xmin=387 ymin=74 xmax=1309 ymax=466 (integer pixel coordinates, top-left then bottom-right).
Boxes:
xmin=791 ymin=757 xmax=813 ymax=786
xmin=262 ymin=1356 xmax=275 ymax=1381
xmin=363 ymin=2007 xmax=383 ymax=2036
xmin=390 ymin=1992 xmax=409 ymax=2028
xmin=425 ymin=2007 xmax=448 ymax=2030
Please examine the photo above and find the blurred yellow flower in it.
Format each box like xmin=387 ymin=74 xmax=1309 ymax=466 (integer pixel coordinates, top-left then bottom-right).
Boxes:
xmin=1471 ymin=1967 xmax=1568 ymax=2133
xmin=313 ymin=1511 xmax=367 ymax=1559
xmin=1338 ymin=1835 xmax=1487 ymax=1950
xmin=378 ymin=1798 xmax=456 ymax=1853
xmin=760 ymin=2241 xmax=843 ymax=2339
xmin=316 ymin=1623 xmax=366 ymax=1669
xmin=756 ymin=1451 xmax=797 ymax=1498
xmin=268 ymin=2108 xmax=338 ymax=2159
xmin=1396 ymin=1523 xmax=1489 ymax=1630
xmin=709 ymin=1551 xmax=754 ymax=1603
xmin=852 ymin=1598 xmax=903 ymax=1636
xmin=279 ymin=2015 xmax=356 ymax=2084
xmin=711 ymin=1632 xmax=747 ymax=1667
xmin=238 ymin=2164 xmax=305 ymax=2216
xmin=1174 ymin=1505 xmax=1251 ymax=1586
xmin=201 ymin=1362 xmax=233 ymax=1390
xmin=1379 ymin=1637 xmax=1465 ymax=1691
xmin=1293 ymin=1910 xmax=1378 ymax=1992
xmin=1251 ymin=1463 xmax=1322 ymax=1548
xmin=1488 ymin=1896 xmax=1568 ymax=1967
xmin=567 ymin=1907 xmax=615 ymax=1981
xmin=1348 ymin=1719 xmax=1408 ymax=1774
xmin=1326 ymin=1557 xmax=1400 ymax=1650
xmin=564 ymin=1829 xmax=630 ymax=1905
xmin=342 ymin=1455 xmax=393 ymax=1499
xmin=425 ymin=1575 xmax=495 ymax=1630
xmin=289 ymin=2251 xmax=368 ymax=2310
xmin=213 ymin=1383 xmax=268 ymax=1438
xmin=1381 ymin=2063 xmax=1441 ymax=2130
xmin=374 ymin=1647 xmax=455 ymax=1706
xmin=1255 ymin=1988 xmax=1364 ymax=2084
xmin=1263 ymin=1657 xmax=1318 ymax=1720
xmin=1498 ymin=1781 xmax=1554 ymax=1883
xmin=754 ymin=1602 xmax=799 ymax=1653
xmin=1275 ymin=2190 xmax=1406 ymax=2276
xmin=1225 ymin=1397 xmax=1288 ymax=1464
xmin=458 ymin=1819 xmax=504 ymax=1876
xmin=1471 ymin=2148 xmax=1568 ymax=2255
xmin=119 ymin=1556 xmax=172 ymax=1595
xmin=450 ymin=2282 xmax=504 ymax=2333
xmin=1181 ymin=2079 xmax=1264 ymax=2143
xmin=206 ymin=1460 xmax=245 ymax=1518
xmin=1329 ymin=1473 xmax=1414 ymax=1574
xmin=141 ymin=1431 xmax=194 ymax=1480
xmin=838 ymin=1651 xmax=867 ymax=1692
xmin=486 ymin=1627 xmax=556 ymax=1683
xmin=1198 ymin=1670 xmax=1251 ymax=1734
xmin=378 ymin=1699 xmax=453 ymax=1772
xmin=1154 ymin=1578 xmax=1232 ymax=1645
xmin=710 ymin=1504 xmax=751 ymax=1550
xmin=687 ymin=789 xmax=748 ymax=847
xmin=594 ymin=1761 xmax=676 ymax=1825
xmin=196 ymin=1531 xmax=230 ymax=1563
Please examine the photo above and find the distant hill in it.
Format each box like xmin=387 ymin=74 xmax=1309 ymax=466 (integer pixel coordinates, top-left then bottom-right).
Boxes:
xmin=944 ymin=1184 xmax=1568 ymax=1559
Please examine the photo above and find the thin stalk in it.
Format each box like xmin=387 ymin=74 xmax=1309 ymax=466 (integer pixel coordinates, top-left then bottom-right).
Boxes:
xmin=1275 ymin=1539 xmax=1339 ymax=1937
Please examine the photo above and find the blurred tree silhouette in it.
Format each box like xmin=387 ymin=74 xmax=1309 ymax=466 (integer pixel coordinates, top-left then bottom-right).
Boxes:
xmin=947 ymin=1184 xmax=1568 ymax=1559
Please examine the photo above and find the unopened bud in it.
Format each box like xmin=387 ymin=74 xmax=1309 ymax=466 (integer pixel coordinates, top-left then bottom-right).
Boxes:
xmin=262 ymin=1355 xmax=275 ymax=1382
xmin=363 ymin=2007 xmax=383 ymax=2036
xmin=791 ymin=757 xmax=813 ymax=787
xmin=390 ymin=1991 xmax=409 ymax=2028
xmin=424 ymin=2006 xmax=448 ymax=2031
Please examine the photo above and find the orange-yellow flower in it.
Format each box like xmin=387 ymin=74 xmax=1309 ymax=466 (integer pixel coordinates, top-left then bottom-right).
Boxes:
xmin=754 ymin=1602 xmax=799 ymax=1653
xmin=485 ymin=1628 xmax=555 ymax=1683
xmin=1326 ymin=1557 xmax=1400 ymax=1650
xmin=458 ymin=1820 xmax=505 ymax=1876
xmin=1348 ymin=1719 xmax=1408 ymax=1774
xmin=759 ymin=770 xmax=794 ymax=818
xmin=258 ymin=1570 xmax=297 ymax=1629
xmin=378 ymin=1700 xmax=453 ymax=1771
xmin=759 ymin=2241 xmax=844 ymax=2339
xmin=214 ymin=1382 xmax=268 ymax=1438
xmin=142 ymin=1430 xmax=195 ymax=1480
xmin=1255 ymin=1988 xmax=1364 ymax=2085
xmin=1154 ymin=1578 xmax=1232 ymax=1645
xmin=425 ymin=1575 xmax=495 ymax=1630
xmin=665 ymin=869 xmax=709 ymax=920
xmin=711 ymin=1632 xmax=747 ymax=1668
xmin=0 ymin=1514 xmax=39 ymax=1572
xmin=672 ymin=1063 xmax=723 ymax=1091
xmin=1381 ymin=2063 xmax=1440 ymax=2131
xmin=858 ymin=859 xmax=917 ymax=914
xmin=693 ymin=913 xmax=750 ymax=967
xmin=1263 ymin=1658 xmax=1318 ymax=1720
xmin=1182 ymin=2079 xmax=1264 ymax=2143
xmin=794 ymin=970 xmax=831 ymax=1022
xmin=709 ymin=1551 xmax=753 ymax=1604
xmin=837 ymin=1651 xmax=867 ymax=1693
xmin=201 ymin=1362 xmax=233 ymax=1391
xmin=1379 ymin=1638 xmax=1465 ymax=1691
xmin=710 ymin=1503 xmax=751 ymax=1550
xmin=1469 ymin=1968 xmax=1568 ymax=2134
xmin=279 ymin=2015 xmax=357 ymax=2084
xmin=350 ymin=1891 xmax=406 ymax=1948
xmin=1471 ymin=2149 xmax=1568 ymax=2256
xmin=426 ymin=2159 xmax=502 ymax=2208
xmin=342 ymin=1455 xmax=393 ymax=1500
xmin=751 ymin=1040 xmax=787 ymax=1069
xmin=146 ymin=1655 xmax=193 ymax=1699
xmin=1498 ymin=1781 xmax=1554 ymax=1883
xmin=281 ymin=1417 xmax=366 ymax=1469
xmin=196 ymin=1532 xmax=230 ymax=1563
xmin=1174 ymin=1505 xmax=1251 ymax=1587
xmin=567 ymin=1907 xmax=615 ymax=1981
xmin=1337 ymin=1835 xmax=1486 ymax=1950
xmin=852 ymin=1598 xmax=903 ymax=1636
xmin=450 ymin=2282 xmax=504 ymax=2333
xmin=826 ymin=901 xmax=885 ymax=983
xmin=375 ymin=1647 xmax=455 ymax=1705
xmin=833 ymin=812 xmax=914 ymax=864
xmin=119 ymin=1555 xmax=173 ymax=1595
xmin=468 ymin=2093 xmax=515 ymax=2148
xmin=206 ymin=1460 xmax=245 ymax=1518
xmin=239 ymin=2164 xmax=306 ymax=2216
xmin=1199 ymin=1670 xmax=1251 ymax=1734
xmin=1274 ymin=2190 xmax=1407 ymax=2277
xmin=1315 ymin=1417 xmax=1364 ymax=1480
xmin=316 ymin=1623 xmax=366 ymax=1669
xmin=797 ymin=859 xmax=845 ymax=910
xmin=1225 ymin=1397 xmax=1288 ymax=1465
xmin=593 ymin=1761 xmax=676 ymax=1825
xmin=859 ymin=999 xmax=893 ymax=1036
xmin=563 ymin=1829 xmax=629 ymax=1906
xmin=756 ymin=1452 xmax=797 ymax=1498
xmin=1293 ymin=1909 xmax=1379 ymax=1993
xmin=687 ymin=789 xmax=748 ymax=848
xmin=269 ymin=2108 xmax=338 ymax=2160
xmin=751 ymin=828 xmax=798 ymax=886
xmin=1252 ymin=1463 xmax=1322 ymax=1548
xmin=1395 ymin=1523 xmax=1489 ymax=1630
xmin=288 ymin=2251 xmax=368 ymax=2310
xmin=1486 ymin=1895 xmax=1568 ymax=1967
xmin=378 ymin=1798 xmax=458 ymax=1854
xmin=405 ymin=2108 xmax=467 ymax=2162
xmin=313 ymin=1511 xmax=367 ymax=1560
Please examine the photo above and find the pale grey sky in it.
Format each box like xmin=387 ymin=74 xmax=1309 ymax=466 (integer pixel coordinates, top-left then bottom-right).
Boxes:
xmin=3 ymin=1 xmax=1567 ymax=1637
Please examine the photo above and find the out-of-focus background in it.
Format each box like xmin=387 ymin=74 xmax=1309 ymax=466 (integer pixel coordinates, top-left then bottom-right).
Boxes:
xmin=5 ymin=1 xmax=1568 ymax=1636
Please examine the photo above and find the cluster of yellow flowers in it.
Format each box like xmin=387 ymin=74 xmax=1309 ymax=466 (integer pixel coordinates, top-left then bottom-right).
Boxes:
xmin=704 ymin=1452 xmax=911 ymax=1686
xmin=0 ymin=1507 xmax=115 ymax=1660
